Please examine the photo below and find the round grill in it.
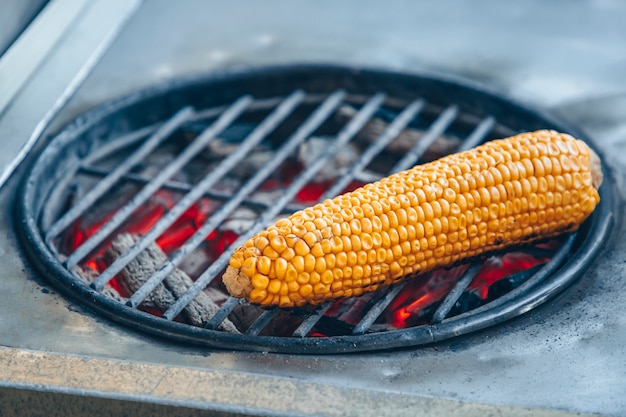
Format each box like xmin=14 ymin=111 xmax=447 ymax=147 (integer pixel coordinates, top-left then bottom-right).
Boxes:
xmin=16 ymin=65 xmax=614 ymax=353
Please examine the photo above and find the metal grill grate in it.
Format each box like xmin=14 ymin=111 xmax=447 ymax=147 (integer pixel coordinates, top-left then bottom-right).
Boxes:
xmin=16 ymin=65 xmax=613 ymax=353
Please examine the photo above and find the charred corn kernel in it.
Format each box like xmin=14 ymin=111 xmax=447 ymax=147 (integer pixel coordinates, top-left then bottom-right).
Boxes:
xmin=223 ymin=130 xmax=602 ymax=307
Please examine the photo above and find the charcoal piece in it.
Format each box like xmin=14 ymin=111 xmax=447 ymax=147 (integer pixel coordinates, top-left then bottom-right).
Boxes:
xmin=203 ymin=285 xmax=230 ymax=306
xmin=449 ymin=291 xmax=482 ymax=317
xmin=108 ymin=233 xmax=239 ymax=333
xmin=176 ymin=248 xmax=214 ymax=281
xmin=310 ymin=315 xmax=356 ymax=337
xmin=71 ymin=265 xmax=127 ymax=303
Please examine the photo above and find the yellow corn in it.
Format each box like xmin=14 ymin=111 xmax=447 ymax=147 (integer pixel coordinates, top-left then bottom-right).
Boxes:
xmin=222 ymin=130 xmax=602 ymax=307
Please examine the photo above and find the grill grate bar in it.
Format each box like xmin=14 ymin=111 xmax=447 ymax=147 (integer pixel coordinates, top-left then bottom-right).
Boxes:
xmin=93 ymin=91 xmax=304 ymax=293
xmin=245 ymin=309 xmax=279 ymax=336
xmin=81 ymin=126 xmax=158 ymax=166
xmin=191 ymin=94 xmax=332 ymax=121
xmin=428 ymin=244 xmax=558 ymax=324
xmin=320 ymin=98 xmax=426 ymax=201
xmin=522 ymin=246 xmax=557 ymax=259
xmin=450 ymin=233 xmax=577 ymax=322
xmin=457 ymin=116 xmax=496 ymax=152
xmin=352 ymin=283 xmax=408 ymax=335
xmin=41 ymin=125 xmax=160 ymax=232
xmin=45 ymin=107 xmax=195 ymax=242
xmin=498 ymin=264 xmax=544 ymax=290
xmin=124 ymin=90 xmax=306 ymax=306
xmin=390 ymin=105 xmax=459 ymax=173
xmin=78 ymin=166 xmax=307 ymax=213
xmin=431 ymin=263 xmax=482 ymax=324
xmin=163 ymin=91 xmax=385 ymax=321
xmin=73 ymin=96 xmax=305 ymax=167
xmin=67 ymin=96 xmax=253 ymax=270
xmin=162 ymin=90 xmax=347 ymax=321
xmin=292 ymin=302 xmax=333 ymax=338
xmin=205 ymin=296 xmax=240 ymax=330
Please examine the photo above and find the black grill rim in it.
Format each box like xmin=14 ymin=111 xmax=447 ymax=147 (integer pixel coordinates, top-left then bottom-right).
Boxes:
xmin=15 ymin=64 xmax=618 ymax=354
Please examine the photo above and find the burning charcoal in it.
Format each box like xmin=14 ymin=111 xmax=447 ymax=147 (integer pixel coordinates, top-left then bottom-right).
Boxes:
xmin=108 ymin=233 xmax=239 ymax=333
xmin=298 ymin=136 xmax=360 ymax=182
xmin=76 ymin=181 xmax=142 ymax=231
xmin=448 ymin=292 xmax=482 ymax=317
xmin=383 ymin=267 xmax=468 ymax=328
xmin=485 ymin=264 xmax=543 ymax=302
xmin=324 ymin=292 xmax=380 ymax=325
xmin=336 ymin=105 xmax=461 ymax=159
xmin=468 ymin=252 xmax=546 ymax=299
xmin=71 ymin=265 xmax=126 ymax=303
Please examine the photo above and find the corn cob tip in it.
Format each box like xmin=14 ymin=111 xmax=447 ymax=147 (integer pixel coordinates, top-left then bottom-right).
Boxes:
xmin=223 ymin=266 xmax=252 ymax=299
xmin=589 ymin=147 xmax=603 ymax=189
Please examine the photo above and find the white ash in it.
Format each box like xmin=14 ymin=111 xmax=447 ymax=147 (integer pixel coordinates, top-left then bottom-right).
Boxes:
xmin=353 ymin=169 xmax=384 ymax=184
xmin=204 ymin=139 xmax=275 ymax=179
xmin=210 ymin=176 xmax=242 ymax=194
xmin=205 ymin=138 xmax=242 ymax=157
xmin=298 ymin=136 xmax=360 ymax=182
xmin=219 ymin=207 xmax=258 ymax=234
xmin=249 ymin=187 xmax=285 ymax=206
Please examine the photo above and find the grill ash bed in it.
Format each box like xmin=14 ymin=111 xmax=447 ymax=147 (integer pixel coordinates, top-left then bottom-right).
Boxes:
xmin=16 ymin=65 xmax=614 ymax=353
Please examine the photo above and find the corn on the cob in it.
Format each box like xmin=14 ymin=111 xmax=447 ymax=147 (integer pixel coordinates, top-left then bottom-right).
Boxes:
xmin=223 ymin=130 xmax=602 ymax=307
